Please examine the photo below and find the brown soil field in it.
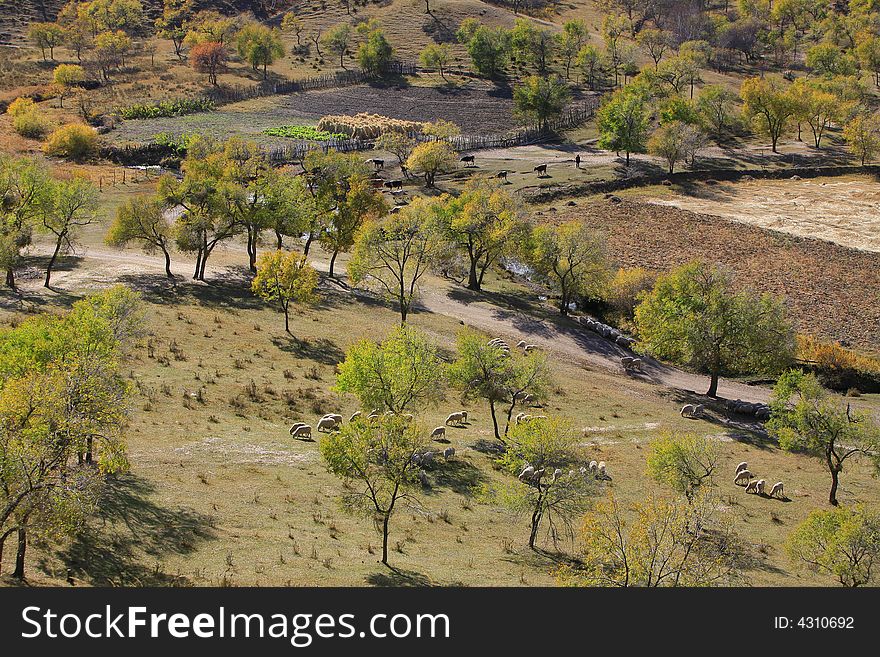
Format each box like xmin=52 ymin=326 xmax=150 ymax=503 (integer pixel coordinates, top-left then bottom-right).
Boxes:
xmin=550 ymin=198 xmax=880 ymax=353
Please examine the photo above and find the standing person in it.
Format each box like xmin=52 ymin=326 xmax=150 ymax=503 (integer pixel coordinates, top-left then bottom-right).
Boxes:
xmin=575 ymin=154 xmax=581 ymax=168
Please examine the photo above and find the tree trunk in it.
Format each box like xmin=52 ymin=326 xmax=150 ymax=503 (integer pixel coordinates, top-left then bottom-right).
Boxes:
xmin=275 ymin=230 xmax=283 ymax=249
xmin=707 ymin=371 xmax=719 ymax=398
xmin=12 ymin=525 xmax=26 ymax=580
xmin=489 ymin=399 xmax=500 ymax=441
xmin=5 ymin=268 xmax=15 ymax=290
xmin=329 ymin=250 xmax=338 ymax=278
xmin=381 ymin=512 xmax=390 ymax=566
xmin=467 ymin=259 xmax=480 ymax=290
xmin=828 ymin=462 xmax=840 ymax=506
xmin=284 ymin=305 xmax=291 ymax=335
xmin=528 ymin=500 xmax=542 ymax=549
xmin=45 ymin=235 xmax=64 ymax=288
xmin=304 ymin=232 xmax=314 ymax=256
xmin=162 ymin=248 xmax=173 ymax=279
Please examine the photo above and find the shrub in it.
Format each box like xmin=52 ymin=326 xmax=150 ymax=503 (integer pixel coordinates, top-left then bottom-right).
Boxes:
xmin=263 ymin=125 xmax=347 ymax=141
xmin=6 ymin=97 xmax=37 ymax=117
xmin=12 ymin=109 xmax=51 ymax=139
xmin=43 ymin=123 xmax=99 ymax=160
xmin=117 ymin=97 xmax=215 ymax=120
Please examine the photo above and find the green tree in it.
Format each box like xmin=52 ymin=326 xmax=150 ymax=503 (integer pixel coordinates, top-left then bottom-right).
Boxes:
xmin=319 ymin=174 xmax=387 ymax=277
xmin=448 ymin=330 xmax=550 ymax=440
xmin=646 ymin=433 xmax=719 ymax=503
xmin=0 ymin=155 xmax=51 ymax=290
xmin=568 ymin=492 xmax=742 ymax=587
xmin=740 ymin=76 xmax=796 ymax=153
xmin=94 ymin=29 xmax=132 ymax=79
xmin=52 ymin=63 xmax=86 ymax=108
xmin=106 ymin=195 xmax=176 ymax=278
xmin=605 ymin=266 xmax=655 ymax=323
xmin=335 ymin=325 xmax=445 ymax=414
xmin=251 ymin=250 xmax=319 ymax=335
xmin=492 ymin=417 xmax=595 ymax=549
xmin=0 ymin=286 xmax=143 ymax=579
xmin=41 ymin=174 xmax=99 ymax=288
xmin=637 ymin=28 xmax=671 ymax=68
xmin=28 ymin=22 xmax=65 ymax=61
xmin=457 ymin=21 xmax=510 ymax=78
xmin=43 ymin=123 xmax=99 ymax=160
xmin=236 ymin=23 xmax=285 ymax=79
xmin=319 ymin=415 xmax=426 ymax=566
xmin=805 ymin=42 xmax=857 ymax=77
xmin=648 ymin=120 xmax=690 ymax=174
xmin=843 ymin=113 xmax=880 ymax=165
xmin=597 ymin=89 xmax=650 ymax=165
xmin=348 ymin=198 xmax=441 ymax=324
xmin=786 ymin=506 xmax=880 ymax=587
xmin=281 ymin=12 xmax=305 ymax=46
xmin=635 ymin=261 xmax=795 ymax=397
xmin=575 ymin=45 xmax=606 ymax=90
xmin=696 ymin=85 xmax=738 ymax=138
xmin=155 ymin=0 xmax=194 ymax=60
xmin=357 ymin=28 xmax=394 ymax=76
xmin=375 ymin=131 xmax=417 ymax=166
xmin=513 ymin=75 xmax=571 ymax=130
xmin=768 ymin=371 xmax=880 ymax=506
xmin=529 ymin=220 xmax=608 ymax=315
xmin=322 ymin=23 xmax=352 ymax=68
xmin=855 ymin=34 xmax=880 ymax=87
xmin=405 ymin=140 xmax=457 ymax=189
xmin=556 ymin=19 xmax=589 ymax=79
xmin=420 ymin=43 xmax=452 ymax=80
xmin=510 ymin=18 xmax=555 ymax=75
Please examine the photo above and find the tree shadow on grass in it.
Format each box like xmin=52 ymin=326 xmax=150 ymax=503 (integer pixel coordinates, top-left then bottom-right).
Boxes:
xmin=365 ymin=566 xmax=435 ymax=587
xmin=271 ymin=335 xmax=346 ymax=366
xmin=43 ymin=473 xmax=217 ymax=586
xmin=424 ymin=458 xmax=488 ymax=496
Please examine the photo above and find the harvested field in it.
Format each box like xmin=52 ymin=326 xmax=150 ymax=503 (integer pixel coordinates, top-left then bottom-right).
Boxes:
xmin=647 ymin=176 xmax=880 ymax=253
xmin=109 ymin=80 xmax=517 ymax=145
xmin=550 ymin=198 xmax=880 ymax=353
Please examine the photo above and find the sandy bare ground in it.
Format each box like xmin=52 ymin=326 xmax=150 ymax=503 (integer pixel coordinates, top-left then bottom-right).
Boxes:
xmin=25 ymin=242 xmax=769 ymax=405
xmin=647 ymin=176 xmax=880 ymax=253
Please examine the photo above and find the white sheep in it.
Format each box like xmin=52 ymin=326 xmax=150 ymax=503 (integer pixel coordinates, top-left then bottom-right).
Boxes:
xmin=597 ymin=461 xmax=607 ymax=477
xmin=588 ymin=460 xmax=598 ymax=474
xmin=417 ymin=470 xmax=429 ymax=487
xmin=322 ymin=413 xmax=343 ymax=424
xmin=515 ymin=412 xmax=527 ymax=424
xmin=443 ymin=447 xmax=456 ymax=460
xmin=524 ymin=344 xmax=538 ymax=352
xmin=680 ymin=404 xmax=705 ymax=418
xmin=430 ymin=426 xmax=446 ymax=440
xmin=445 ymin=411 xmax=465 ymax=426
xmin=518 ymin=465 xmax=535 ymax=481
xmin=630 ymin=358 xmax=643 ymax=372
xmin=735 ymin=461 xmax=749 ymax=475
xmin=744 ymin=479 xmax=758 ymax=493
xmin=621 ymin=356 xmax=635 ymax=369
xmin=734 ymin=469 xmax=752 ymax=485
xmin=770 ymin=481 xmax=784 ymax=499
xmin=288 ymin=422 xmax=307 ymax=435
xmin=516 ymin=340 xmax=527 ymax=349
xmin=755 ymin=479 xmax=766 ymax=495
xmin=291 ymin=424 xmax=312 ymax=439
xmin=317 ymin=416 xmax=339 ymax=432
xmin=349 ymin=411 xmax=362 ymax=422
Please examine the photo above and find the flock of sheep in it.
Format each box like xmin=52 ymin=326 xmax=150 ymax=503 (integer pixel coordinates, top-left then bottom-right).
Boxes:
xmin=517 ymin=459 xmax=610 ymax=487
xmin=733 ymin=461 xmax=785 ymax=499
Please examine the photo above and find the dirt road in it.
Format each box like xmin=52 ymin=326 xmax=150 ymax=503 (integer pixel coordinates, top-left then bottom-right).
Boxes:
xmin=29 ymin=242 xmax=769 ymax=404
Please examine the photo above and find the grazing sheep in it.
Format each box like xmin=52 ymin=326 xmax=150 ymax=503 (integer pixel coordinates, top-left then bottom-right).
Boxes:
xmin=680 ymin=404 xmax=705 ymax=419
xmin=291 ymin=424 xmax=312 ymax=439
xmin=288 ymin=422 xmax=306 ymax=435
xmin=755 ymin=479 xmax=766 ymax=495
xmin=597 ymin=461 xmax=607 ymax=477
xmin=317 ymin=416 xmax=340 ymax=432
xmin=516 ymin=340 xmax=527 ymax=349
xmin=445 ymin=411 xmax=467 ymax=426
xmin=735 ymin=462 xmax=748 ymax=475
xmin=551 ymin=468 xmax=563 ymax=482
xmin=322 ymin=413 xmax=343 ymax=423
xmin=430 ymin=426 xmax=446 ymax=440
xmin=349 ymin=411 xmax=362 ymax=422
xmin=629 ymin=358 xmax=643 ymax=372
xmin=734 ymin=469 xmax=752 ymax=485
xmin=744 ymin=479 xmax=758 ymax=494
xmin=621 ymin=356 xmax=635 ymax=369
xmin=589 ymin=460 xmax=598 ymax=475
xmin=518 ymin=465 xmax=535 ymax=482
xmin=417 ymin=470 xmax=429 ymax=487
xmin=443 ymin=447 xmax=456 ymax=460
xmin=515 ymin=412 xmax=527 ymax=424
xmin=770 ymin=481 xmax=784 ymax=499
xmin=524 ymin=344 xmax=538 ymax=352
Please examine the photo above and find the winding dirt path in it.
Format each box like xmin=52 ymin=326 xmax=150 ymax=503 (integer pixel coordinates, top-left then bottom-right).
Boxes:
xmin=29 ymin=241 xmax=768 ymax=404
